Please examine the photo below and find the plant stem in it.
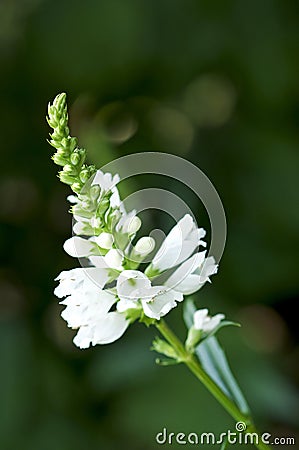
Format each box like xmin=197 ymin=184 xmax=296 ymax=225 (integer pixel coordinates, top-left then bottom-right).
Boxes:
xmin=155 ymin=319 xmax=272 ymax=450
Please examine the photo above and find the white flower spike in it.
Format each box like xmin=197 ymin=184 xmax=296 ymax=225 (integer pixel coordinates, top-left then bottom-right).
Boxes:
xmin=49 ymin=93 xmax=219 ymax=349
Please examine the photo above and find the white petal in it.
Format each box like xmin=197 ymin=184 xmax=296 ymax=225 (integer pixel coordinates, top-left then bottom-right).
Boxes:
xmin=88 ymin=255 xmax=109 ymax=268
xmin=104 ymin=249 xmax=123 ymax=270
xmin=117 ymin=270 xmax=150 ymax=301
xmin=73 ymin=325 xmax=94 ymax=349
xmin=193 ymin=309 xmax=209 ymax=330
xmin=151 ymin=214 xmax=206 ymax=271
xmin=92 ymin=170 xmax=120 ymax=192
xmin=169 ymin=274 xmax=205 ymax=295
xmin=203 ymin=314 xmax=225 ymax=333
xmin=92 ymin=312 xmax=129 ymax=345
xmin=54 ymin=267 xmax=111 ymax=298
xmin=63 ymin=236 xmax=95 ymax=258
xmin=73 ymin=220 xmax=87 ymax=235
xmin=164 ymin=252 xmax=206 ymax=293
xmin=110 ymin=188 xmax=122 ymax=208
xmin=198 ymin=257 xmax=218 ymax=282
xmin=116 ymin=298 xmax=139 ymax=312
xmin=82 ymin=268 xmax=111 ymax=290
xmin=142 ymin=289 xmax=183 ymax=320
xmin=67 ymin=195 xmax=79 ymax=204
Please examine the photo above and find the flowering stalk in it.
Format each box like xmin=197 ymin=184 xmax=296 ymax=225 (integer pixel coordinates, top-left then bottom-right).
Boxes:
xmin=47 ymin=92 xmax=96 ymax=193
xmin=47 ymin=93 xmax=271 ymax=450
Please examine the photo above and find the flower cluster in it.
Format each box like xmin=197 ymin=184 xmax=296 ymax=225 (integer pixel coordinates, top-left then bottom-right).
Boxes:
xmin=48 ymin=94 xmax=220 ymax=349
xmin=55 ymin=194 xmax=218 ymax=348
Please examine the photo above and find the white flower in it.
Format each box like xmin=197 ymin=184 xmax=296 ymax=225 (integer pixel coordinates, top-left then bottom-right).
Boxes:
xmin=164 ymin=252 xmax=218 ymax=295
xmin=63 ymin=235 xmax=124 ymax=271
xmin=149 ymin=214 xmax=206 ymax=273
xmin=54 ymin=267 xmax=113 ymax=298
xmin=63 ymin=236 xmax=97 ymax=258
xmin=92 ymin=170 xmax=122 ymax=211
xmin=92 ymin=170 xmax=120 ymax=194
xmin=193 ymin=308 xmax=225 ymax=333
xmin=59 ymin=288 xmax=129 ymax=348
xmin=116 ymin=270 xmax=183 ymax=320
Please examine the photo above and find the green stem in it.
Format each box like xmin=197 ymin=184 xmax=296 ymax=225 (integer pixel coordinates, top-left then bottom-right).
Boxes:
xmin=155 ymin=319 xmax=272 ymax=450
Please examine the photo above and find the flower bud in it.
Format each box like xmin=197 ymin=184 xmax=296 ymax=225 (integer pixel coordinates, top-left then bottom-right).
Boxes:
xmin=52 ymin=153 xmax=68 ymax=166
xmin=90 ymin=185 xmax=100 ymax=200
xmin=70 ymin=149 xmax=85 ymax=166
xmin=94 ymin=232 xmax=114 ymax=249
xmin=70 ymin=153 xmax=80 ymax=165
xmin=69 ymin=137 xmax=78 ymax=151
xmin=97 ymin=197 xmax=110 ymax=214
xmin=61 ymin=137 xmax=70 ymax=151
xmin=151 ymin=338 xmax=178 ymax=359
xmin=125 ymin=216 xmax=142 ymax=234
xmin=185 ymin=326 xmax=202 ymax=352
xmin=53 ymin=92 xmax=66 ymax=110
xmin=71 ymin=182 xmax=82 ymax=193
xmin=59 ymin=171 xmax=77 ymax=184
xmin=79 ymin=169 xmax=90 ymax=183
xmin=134 ymin=237 xmax=155 ymax=256
xmin=63 ymin=164 xmax=77 ymax=175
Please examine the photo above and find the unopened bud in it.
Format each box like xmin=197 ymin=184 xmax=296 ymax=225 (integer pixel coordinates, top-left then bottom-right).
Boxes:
xmin=135 ymin=237 xmax=155 ymax=255
xmin=90 ymin=185 xmax=100 ymax=200
xmin=185 ymin=326 xmax=202 ymax=352
xmin=95 ymin=232 xmax=114 ymax=249
xmin=59 ymin=171 xmax=76 ymax=184
xmin=52 ymin=153 xmax=68 ymax=166
xmin=69 ymin=137 xmax=78 ymax=151
xmin=70 ymin=153 xmax=80 ymax=165
xmin=79 ymin=169 xmax=90 ymax=183
xmin=125 ymin=216 xmax=142 ymax=234
xmin=71 ymin=182 xmax=82 ymax=193
xmin=63 ymin=164 xmax=77 ymax=175
xmin=97 ymin=197 xmax=110 ymax=214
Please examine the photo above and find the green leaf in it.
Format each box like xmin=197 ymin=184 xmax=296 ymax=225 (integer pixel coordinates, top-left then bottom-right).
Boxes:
xmin=183 ymin=297 xmax=197 ymax=328
xmin=183 ymin=299 xmax=250 ymax=415
xmin=198 ymin=337 xmax=250 ymax=414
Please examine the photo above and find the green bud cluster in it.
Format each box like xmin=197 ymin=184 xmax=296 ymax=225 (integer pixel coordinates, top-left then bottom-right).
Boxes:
xmin=47 ymin=93 xmax=96 ymax=193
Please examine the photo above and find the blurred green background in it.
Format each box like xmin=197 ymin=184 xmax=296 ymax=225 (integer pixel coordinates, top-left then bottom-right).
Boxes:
xmin=0 ymin=1 xmax=299 ymax=449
